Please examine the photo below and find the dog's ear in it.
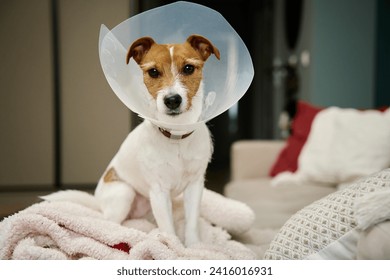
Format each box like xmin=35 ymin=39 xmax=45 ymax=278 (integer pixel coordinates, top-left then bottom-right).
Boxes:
xmin=127 ymin=37 xmax=155 ymax=64
xmin=187 ymin=35 xmax=220 ymax=61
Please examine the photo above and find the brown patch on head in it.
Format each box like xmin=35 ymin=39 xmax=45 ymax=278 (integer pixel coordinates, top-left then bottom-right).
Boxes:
xmin=103 ymin=167 xmax=121 ymax=183
xmin=127 ymin=37 xmax=155 ymax=65
xmin=171 ymin=44 xmax=205 ymax=109
xmin=138 ymin=44 xmax=175 ymax=99
xmin=127 ymin=37 xmax=175 ymax=99
xmin=176 ymin=35 xmax=220 ymax=109
xmin=186 ymin=34 xmax=220 ymax=61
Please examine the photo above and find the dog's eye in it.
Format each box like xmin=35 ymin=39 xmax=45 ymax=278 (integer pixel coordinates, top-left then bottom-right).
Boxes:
xmin=147 ymin=68 xmax=160 ymax=78
xmin=182 ymin=64 xmax=195 ymax=75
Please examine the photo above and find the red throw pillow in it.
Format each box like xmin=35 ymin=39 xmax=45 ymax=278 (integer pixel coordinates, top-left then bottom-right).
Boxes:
xmin=269 ymin=101 xmax=323 ymax=177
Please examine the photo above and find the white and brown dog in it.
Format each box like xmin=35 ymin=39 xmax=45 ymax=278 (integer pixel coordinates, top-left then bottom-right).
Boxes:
xmin=94 ymin=35 xmax=220 ymax=246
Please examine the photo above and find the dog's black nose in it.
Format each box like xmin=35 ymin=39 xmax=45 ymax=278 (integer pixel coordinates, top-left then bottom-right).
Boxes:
xmin=164 ymin=94 xmax=182 ymax=110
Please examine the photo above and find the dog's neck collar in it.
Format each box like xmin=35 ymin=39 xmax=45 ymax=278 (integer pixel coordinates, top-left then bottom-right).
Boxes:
xmin=158 ymin=127 xmax=194 ymax=140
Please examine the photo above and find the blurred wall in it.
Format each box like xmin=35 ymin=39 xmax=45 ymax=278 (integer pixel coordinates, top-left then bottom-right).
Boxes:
xmin=58 ymin=0 xmax=131 ymax=185
xmin=0 ymin=0 xmax=54 ymax=186
xmin=0 ymin=0 xmax=132 ymax=189
xmin=310 ymin=0 xmax=376 ymax=108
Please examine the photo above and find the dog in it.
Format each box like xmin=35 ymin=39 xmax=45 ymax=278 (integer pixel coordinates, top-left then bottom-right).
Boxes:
xmin=95 ymin=34 xmax=220 ymax=246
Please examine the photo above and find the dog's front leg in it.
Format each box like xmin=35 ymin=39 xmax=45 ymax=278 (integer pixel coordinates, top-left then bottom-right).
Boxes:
xmin=149 ymin=187 xmax=176 ymax=236
xmin=183 ymin=178 xmax=204 ymax=246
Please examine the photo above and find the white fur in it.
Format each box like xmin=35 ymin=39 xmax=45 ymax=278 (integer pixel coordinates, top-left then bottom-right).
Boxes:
xmin=95 ymin=45 xmax=212 ymax=246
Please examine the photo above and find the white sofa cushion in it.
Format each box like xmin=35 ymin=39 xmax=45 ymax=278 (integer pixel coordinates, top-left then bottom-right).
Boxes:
xmin=273 ymin=108 xmax=390 ymax=186
xmin=224 ymin=178 xmax=334 ymax=230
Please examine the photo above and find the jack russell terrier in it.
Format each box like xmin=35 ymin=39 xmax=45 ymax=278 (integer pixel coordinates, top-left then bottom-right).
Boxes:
xmin=95 ymin=34 xmax=220 ymax=246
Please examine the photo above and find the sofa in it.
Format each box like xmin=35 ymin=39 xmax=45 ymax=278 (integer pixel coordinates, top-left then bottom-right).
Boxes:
xmin=224 ymin=140 xmax=335 ymax=230
xmin=225 ymin=140 xmax=390 ymax=260
xmin=223 ymin=102 xmax=390 ymax=259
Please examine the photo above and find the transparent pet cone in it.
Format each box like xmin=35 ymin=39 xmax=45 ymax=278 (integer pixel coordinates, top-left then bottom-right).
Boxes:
xmin=99 ymin=1 xmax=254 ymax=131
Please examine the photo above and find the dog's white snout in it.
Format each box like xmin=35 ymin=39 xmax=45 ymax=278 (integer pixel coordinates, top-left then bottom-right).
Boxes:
xmin=164 ymin=94 xmax=182 ymax=110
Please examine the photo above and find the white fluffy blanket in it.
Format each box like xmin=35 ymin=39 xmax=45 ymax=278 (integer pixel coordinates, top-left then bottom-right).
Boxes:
xmin=0 ymin=189 xmax=258 ymax=260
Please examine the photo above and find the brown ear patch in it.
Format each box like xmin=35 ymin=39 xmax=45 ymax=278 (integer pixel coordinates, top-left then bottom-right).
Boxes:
xmin=187 ymin=34 xmax=220 ymax=61
xmin=126 ymin=37 xmax=155 ymax=64
xmin=103 ymin=167 xmax=121 ymax=183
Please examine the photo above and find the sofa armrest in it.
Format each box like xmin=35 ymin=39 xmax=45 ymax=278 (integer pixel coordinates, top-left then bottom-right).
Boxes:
xmin=231 ymin=140 xmax=285 ymax=181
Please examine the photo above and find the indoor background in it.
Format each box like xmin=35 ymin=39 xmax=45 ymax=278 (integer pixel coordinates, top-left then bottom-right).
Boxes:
xmin=1 ymin=0 xmax=389 ymax=218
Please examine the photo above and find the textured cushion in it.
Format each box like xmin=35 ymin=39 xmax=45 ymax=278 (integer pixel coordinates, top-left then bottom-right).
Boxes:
xmin=269 ymin=101 xmax=322 ymax=177
xmin=264 ymin=169 xmax=390 ymax=259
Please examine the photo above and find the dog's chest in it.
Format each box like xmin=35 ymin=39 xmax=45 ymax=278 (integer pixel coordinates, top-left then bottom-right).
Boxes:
xmin=143 ymin=139 xmax=208 ymax=194
xmin=116 ymin=122 xmax=211 ymax=196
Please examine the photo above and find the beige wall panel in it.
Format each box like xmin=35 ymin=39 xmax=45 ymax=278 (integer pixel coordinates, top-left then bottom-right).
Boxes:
xmin=59 ymin=0 xmax=131 ymax=185
xmin=0 ymin=0 xmax=54 ymax=186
